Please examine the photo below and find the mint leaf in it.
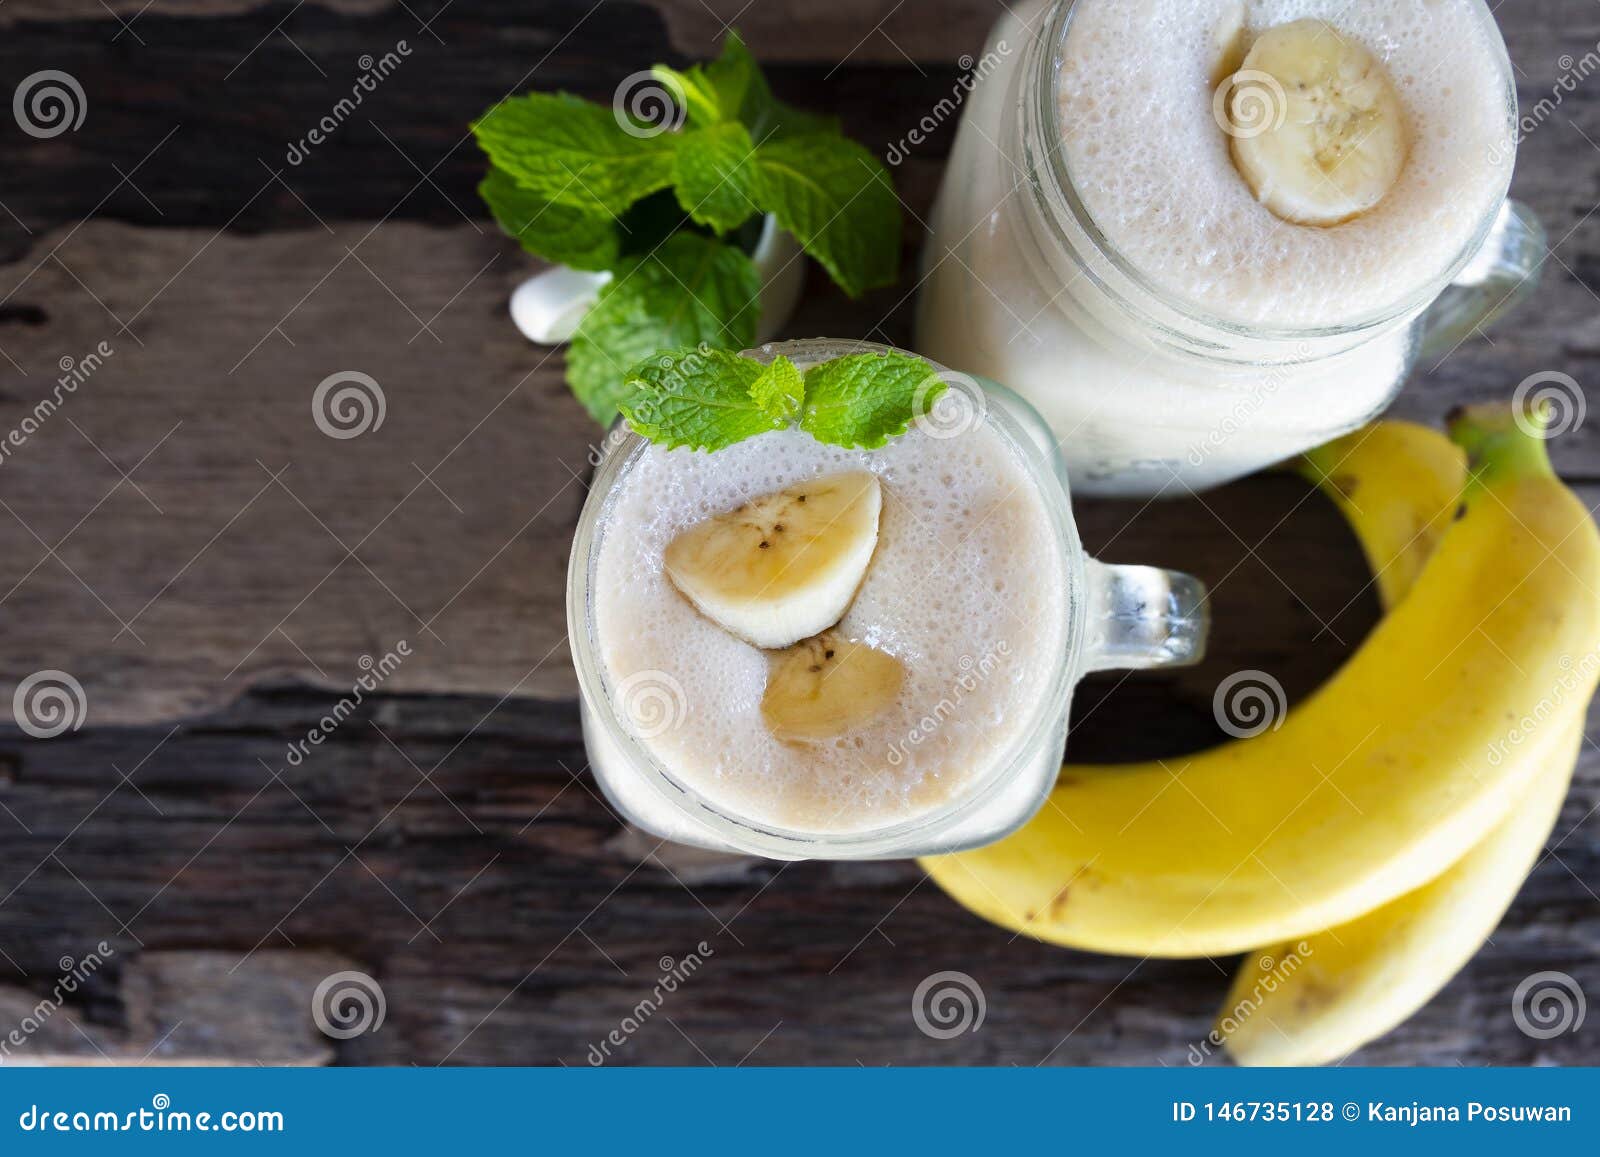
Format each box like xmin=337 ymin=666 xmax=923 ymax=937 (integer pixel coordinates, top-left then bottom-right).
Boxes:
xmin=618 ymin=347 xmax=782 ymax=451
xmin=566 ymin=233 xmax=760 ymax=422
xmin=479 ymin=167 xmax=620 ymax=271
xmin=799 ymin=351 xmax=945 ymax=449
xmin=608 ymin=347 xmax=947 ymax=452
xmin=754 ymin=133 xmax=901 ymax=297
xmin=656 ymin=34 xmax=838 ymax=141
xmin=473 ymin=93 xmax=677 ymax=216
xmin=713 ymin=35 xmax=839 ymax=141
xmin=749 ymin=355 xmax=804 ymax=422
xmin=673 ymin=121 xmax=761 ymax=234
xmin=649 ymin=64 xmax=724 ymax=129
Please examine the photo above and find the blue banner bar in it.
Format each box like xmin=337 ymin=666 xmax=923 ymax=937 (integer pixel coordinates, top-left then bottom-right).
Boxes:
xmin=0 ymin=1068 xmax=1593 ymax=1152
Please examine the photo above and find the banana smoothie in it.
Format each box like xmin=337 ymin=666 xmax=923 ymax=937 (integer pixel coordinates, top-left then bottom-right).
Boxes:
xmin=585 ymin=420 xmax=1067 ymax=836
xmin=917 ymin=0 xmax=1524 ymax=494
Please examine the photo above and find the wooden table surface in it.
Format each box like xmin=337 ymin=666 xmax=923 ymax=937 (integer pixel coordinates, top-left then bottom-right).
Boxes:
xmin=0 ymin=0 xmax=1595 ymax=1066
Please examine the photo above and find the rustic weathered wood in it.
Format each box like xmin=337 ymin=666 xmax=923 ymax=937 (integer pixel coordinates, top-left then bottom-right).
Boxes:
xmin=0 ymin=683 xmax=1594 ymax=1066
xmin=0 ymin=949 xmax=348 ymax=1065
xmin=0 ymin=0 xmax=1595 ymax=1066
xmin=0 ymin=215 xmax=1392 ymax=723
xmin=0 ymin=220 xmax=595 ymax=721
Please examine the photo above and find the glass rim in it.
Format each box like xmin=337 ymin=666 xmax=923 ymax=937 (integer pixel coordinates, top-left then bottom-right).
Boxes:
xmin=1031 ymin=0 xmax=1521 ymax=342
xmin=566 ymin=338 xmax=1088 ymax=856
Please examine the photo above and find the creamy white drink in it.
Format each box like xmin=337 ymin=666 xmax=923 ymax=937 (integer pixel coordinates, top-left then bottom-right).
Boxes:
xmin=917 ymin=0 xmax=1525 ymax=494
xmin=587 ymin=421 xmax=1068 ymax=835
xmin=570 ymin=339 xmax=1211 ymax=860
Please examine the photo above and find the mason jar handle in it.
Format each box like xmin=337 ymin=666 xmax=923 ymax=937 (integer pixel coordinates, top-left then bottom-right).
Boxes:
xmin=1081 ymin=560 xmax=1209 ymax=673
xmin=1417 ymin=200 xmax=1546 ymax=363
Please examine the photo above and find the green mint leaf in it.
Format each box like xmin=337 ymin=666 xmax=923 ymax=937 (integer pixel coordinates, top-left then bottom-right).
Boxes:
xmin=649 ymin=64 xmax=723 ymax=128
xmin=472 ymin=92 xmax=677 ymax=216
xmin=706 ymin=34 xmax=840 ymax=141
xmin=658 ymin=33 xmax=838 ymax=141
xmin=566 ymin=233 xmax=760 ymax=423
xmin=754 ymin=133 xmax=901 ymax=298
xmin=618 ymin=346 xmax=783 ymax=451
xmin=656 ymin=33 xmax=761 ymax=131
xmin=672 ymin=121 xmax=762 ymax=234
xmin=479 ymin=167 xmax=620 ymax=271
xmin=798 ymin=351 xmax=945 ymax=449
xmin=748 ymin=355 xmax=804 ymax=422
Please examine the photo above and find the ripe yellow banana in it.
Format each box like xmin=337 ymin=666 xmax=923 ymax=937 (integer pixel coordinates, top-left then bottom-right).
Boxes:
xmin=923 ymin=405 xmax=1600 ymax=957
xmin=1222 ymin=733 xmax=1579 ymax=1066
xmin=1225 ymin=422 xmax=1583 ymax=1066
xmin=1295 ymin=420 xmax=1465 ymax=612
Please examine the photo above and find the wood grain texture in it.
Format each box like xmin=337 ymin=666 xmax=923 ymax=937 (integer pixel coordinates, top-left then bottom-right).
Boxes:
xmin=0 ymin=950 xmax=347 ymax=1065
xmin=0 ymin=221 xmax=594 ymax=720
xmin=0 ymin=683 xmax=1594 ymax=1066
xmin=0 ymin=0 xmax=1595 ymax=1066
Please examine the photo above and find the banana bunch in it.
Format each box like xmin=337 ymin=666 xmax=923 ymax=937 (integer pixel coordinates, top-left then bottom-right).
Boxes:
xmin=922 ymin=405 xmax=1600 ymax=1064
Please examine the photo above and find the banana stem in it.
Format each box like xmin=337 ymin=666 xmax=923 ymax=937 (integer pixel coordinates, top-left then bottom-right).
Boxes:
xmin=1447 ymin=403 xmax=1555 ymax=490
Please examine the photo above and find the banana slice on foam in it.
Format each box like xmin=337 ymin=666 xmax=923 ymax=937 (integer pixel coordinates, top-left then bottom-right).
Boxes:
xmin=761 ymin=630 xmax=907 ymax=743
xmin=663 ymin=471 xmax=882 ymax=649
xmin=1224 ymin=19 xmax=1409 ymax=227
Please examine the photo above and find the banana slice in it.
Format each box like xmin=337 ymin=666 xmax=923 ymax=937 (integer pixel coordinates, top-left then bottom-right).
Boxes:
xmin=760 ymin=631 xmax=907 ymax=743
xmin=1224 ymin=19 xmax=1409 ymax=227
xmin=1209 ymin=1 xmax=1248 ymax=88
xmin=663 ymin=472 xmax=882 ymax=649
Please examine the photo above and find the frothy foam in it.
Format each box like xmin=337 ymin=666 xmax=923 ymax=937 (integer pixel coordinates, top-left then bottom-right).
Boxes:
xmin=1058 ymin=0 xmax=1514 ymax=327
xmin=590 ymin=424 xmax=1068 ymax=833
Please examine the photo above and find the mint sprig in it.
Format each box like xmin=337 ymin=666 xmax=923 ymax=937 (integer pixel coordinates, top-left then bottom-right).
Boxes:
xmin=567 ymin=234 xmax=761 ymax=424
xmin=617 ymin=347 xmax=947 ymax=452
xmin=672 ymin=121 xmax=762 ymax=234
xmin=752 ymin=134 xmax=900 ymax=299
xmin=478 ymin=167 xmax=619 ymax=272
xmin=472 ymin=92 xmax=677 ymax=216
xmin=651 ymin=34 xmax=839 ymax=142
xmin=472 ymin=32 xmax=902 ymax=421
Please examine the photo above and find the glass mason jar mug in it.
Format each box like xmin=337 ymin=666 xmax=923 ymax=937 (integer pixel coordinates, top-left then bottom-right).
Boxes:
xmin=568 ymin=338 xmax=1209 ymax=861
xmin=915 ymin=0 xmax=1544 ymax=496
